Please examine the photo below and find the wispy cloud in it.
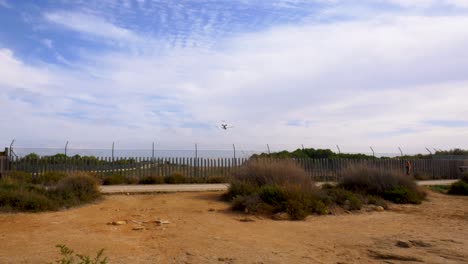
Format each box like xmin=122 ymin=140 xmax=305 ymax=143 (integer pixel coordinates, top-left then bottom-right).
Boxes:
xmin=0 ymin=0 xmax=11 ymax=8
xmin=44 ymin=11 xmax=142 ymax=43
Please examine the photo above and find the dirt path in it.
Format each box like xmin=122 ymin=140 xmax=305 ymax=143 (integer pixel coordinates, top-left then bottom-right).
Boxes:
xmin=99 ymin=180 xmax=457 ymax=194
xmin=100 ymin=184 xmax=229 ymax=194
xmin=0 ymin=190 xmax=467 ymax=263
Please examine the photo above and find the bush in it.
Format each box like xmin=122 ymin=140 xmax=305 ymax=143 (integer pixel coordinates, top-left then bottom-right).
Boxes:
xmin=365 ymin=195 xmax=388 ymax=209
xmin=224 ymin=181 xmax=259 ymax=201
xmin=382 ymin=186 xmax=424 ymax=204
xmin=0 ymin=171 xmax=101 ymax=212
xmin=164 ymin=172 xmax=186 ymax=184
xmin=231 ymin=159 xmax=313 ymax=188
xmin=227 ymin=160 xmax=325 ymax=220
xmin=231 ymin=194 xmax=274 ymax=214
xmin=3 ymin=171 xmax=33 ymax=183
xmin=259 ymin=185 xmax=288 ymax=207
xmin=460 ymin=173 xmax=468 ymax=183
xmin=339 ymin=166 xmax=425 ymax=204
xmin=50 ymin=172 xmax=101 ymax=206
xmin=138 ymin=175 xmax=164 ymax=184
xmin=323 ymin=187 xmax=363 ymax=210
xmin=33 ymin=171 xmax=67 ymax=185
xmin=448 ymin=180 xmax=468 ymax=196
xmin=102 ymin=174 xmax=126 ymax=185
xmin=0 ymin=188 xmax=56 ymax=212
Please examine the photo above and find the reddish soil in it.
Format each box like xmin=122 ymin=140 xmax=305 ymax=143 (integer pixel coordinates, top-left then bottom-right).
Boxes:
xmin=0 ymin=190 xmax=466 ymax=263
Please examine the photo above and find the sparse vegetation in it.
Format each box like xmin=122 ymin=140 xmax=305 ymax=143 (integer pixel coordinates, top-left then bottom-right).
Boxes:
xmin=99 ymin=172 xmax=226 ymax=185
xmin=0 ymin=171 xmax=101 ymax=212
xmin=428 ymin=185 xmax=449 ymax=194
xmin=50 ymin=244 xmax=107 ymax=264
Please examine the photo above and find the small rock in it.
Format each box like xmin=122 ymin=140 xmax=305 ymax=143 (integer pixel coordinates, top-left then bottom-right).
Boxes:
xmin=396 ymin=240 xmax=412 ymax=248
xmin=375 ymin=206 xmax=385 ymax=212
xmin=156 ymin=219 xmax=170 ymax=224
xmin=409 ymin=240 xmax=432 ymax=247
xmin=218 ymin=257 xmax=235 ymax=262
xmin=239 ymin=217 xmax=255 ymax=222
xmin=272 ymin=212 xmax=290 ymax=221
xmin=208 ymin=208 xmax=216 ymax=212
xmin=108 ymin=220 xmax=127 ymax=225
xmin=132 ymin=226 xmax=145 ymax=231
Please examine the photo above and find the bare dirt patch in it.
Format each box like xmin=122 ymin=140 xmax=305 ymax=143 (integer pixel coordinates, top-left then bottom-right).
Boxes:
xmin=0 ymin=190 xmax=466 ymax=263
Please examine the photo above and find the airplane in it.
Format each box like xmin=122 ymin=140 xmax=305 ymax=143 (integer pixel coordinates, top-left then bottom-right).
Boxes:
xmin=218 ymin=121 xmax=233 ymax=130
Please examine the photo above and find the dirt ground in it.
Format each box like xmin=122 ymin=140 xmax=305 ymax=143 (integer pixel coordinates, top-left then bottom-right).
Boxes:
xmin=0 ymin=189 xmax=467 ymax=264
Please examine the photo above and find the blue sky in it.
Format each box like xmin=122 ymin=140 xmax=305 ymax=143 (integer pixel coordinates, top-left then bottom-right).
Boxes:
xmin=1 ymin=0 xmax=468 ymax=153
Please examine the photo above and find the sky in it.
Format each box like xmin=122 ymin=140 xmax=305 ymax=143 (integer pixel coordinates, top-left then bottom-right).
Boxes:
xmin=1 ymin=0 xmax=468 ymax=154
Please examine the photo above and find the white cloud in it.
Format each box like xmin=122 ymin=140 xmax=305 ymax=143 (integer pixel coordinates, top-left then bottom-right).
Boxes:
xmin=2 ymin=13 xmax=468 ymax=153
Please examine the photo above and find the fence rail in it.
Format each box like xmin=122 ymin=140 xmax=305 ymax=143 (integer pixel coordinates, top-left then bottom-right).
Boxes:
xmin=4 ymin=156 xmax=467 ymax=181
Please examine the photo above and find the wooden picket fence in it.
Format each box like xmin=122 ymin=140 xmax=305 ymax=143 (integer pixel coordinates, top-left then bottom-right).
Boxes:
xmin=5 ymin=156 xmax=467 ymax=181
xmin=0 ymin=156 xmax=9 ymax=175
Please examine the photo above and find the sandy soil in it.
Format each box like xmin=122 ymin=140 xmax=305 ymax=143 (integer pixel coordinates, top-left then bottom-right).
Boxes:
xmin=0 ymin=190 xmax=467 ymax=264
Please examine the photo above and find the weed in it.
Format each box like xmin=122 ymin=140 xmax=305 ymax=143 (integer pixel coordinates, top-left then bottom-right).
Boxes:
xmin=50 ymin=244 xmax=108 ymax=264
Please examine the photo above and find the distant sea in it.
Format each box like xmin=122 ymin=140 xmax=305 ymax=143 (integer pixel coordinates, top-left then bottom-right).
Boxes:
xmin=12 ymin=148 xmax=261 ymax=158
xmin=11 ymin=148 xmax=402 ymax=159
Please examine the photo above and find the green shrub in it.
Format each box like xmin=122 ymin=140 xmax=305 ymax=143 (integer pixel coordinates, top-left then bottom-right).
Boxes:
xmin=0 ymin=188 xmax=56 ymax=212
xmin=164 ymin=172 xmax=186 ymax=184
xmin=51 ymin=172 xmax=101 ymax=205
xmin=339 ymin=166 xmax=425 ymax=204
xmin=224 ymin=181 xmax=259 ymax=201
xmin=102 ymin=174 xmax=125 ymax=185
xmin=138 ymin=175 xmax=164 ymax=184
xmin=4 ymin=171 xmax=33 ymax=183
xmin=259 ymin=185 xmax=288 ymax=207
xmin=460 ymin=173 xmax=468 ymax=183
xmin=50 ymin=244 xmax=108 ymax=264
xmin=365 ymin=195 xmax=388 ymax=209
xmin=33 ymin=171 xmax=67 ymax=185
xmin=0 ymin=171 xmax=101 ymax=212
xmin=448 ymin=180 xmax=468 ymax=196
xmin=284 ymin=199 xmax=310 ymax=220
xmin=323 ymin=187 xmax=362 ymax=210
xmin=310 ymin=199 xmax=328 ymax=215
xmin=231 ymin=194 xmax=273 ymax=214
xmin=382 ymin=186 xmax=424 ymax=204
